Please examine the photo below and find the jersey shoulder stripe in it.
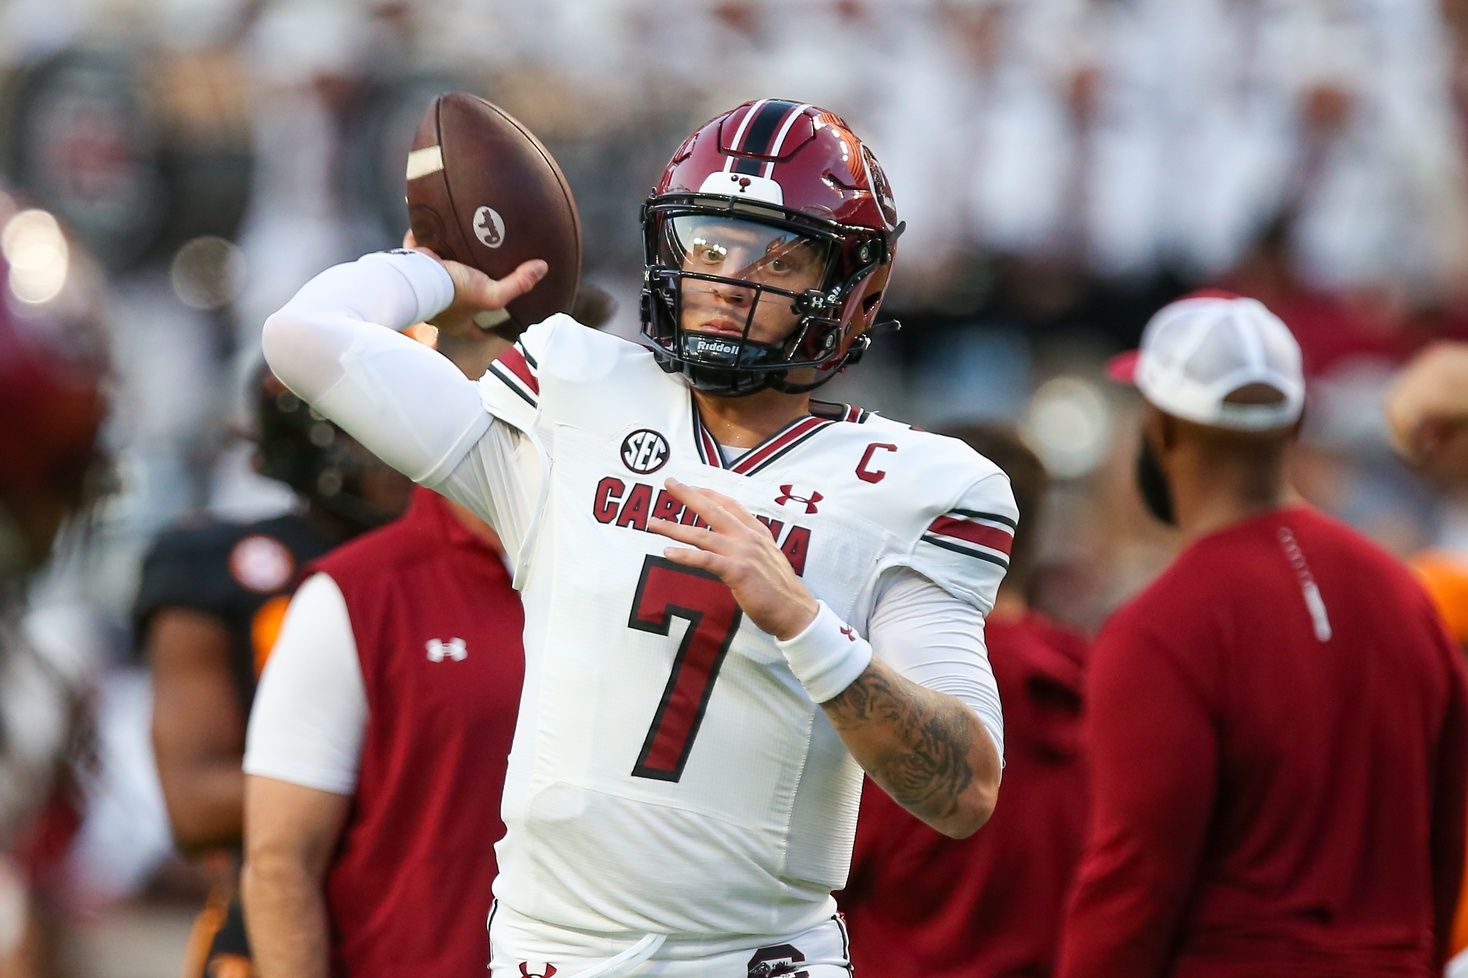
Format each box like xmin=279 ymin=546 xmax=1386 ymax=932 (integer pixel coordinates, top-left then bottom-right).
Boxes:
xmin=921 ymin=510 xmax=1014 ymax=567
xmin=485 ymin=341 xmax=539 ymax=406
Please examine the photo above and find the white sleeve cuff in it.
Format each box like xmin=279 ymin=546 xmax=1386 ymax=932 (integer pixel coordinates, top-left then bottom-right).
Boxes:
xmin=359 ymin=249 xmax=455 ymax=325
xmin=244 ymin=574 xmax=367 ymax=794
xmin=775 ymin=601 xmax=873 ymax=704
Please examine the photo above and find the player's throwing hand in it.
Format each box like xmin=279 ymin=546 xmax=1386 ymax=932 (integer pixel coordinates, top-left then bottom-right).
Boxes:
xmin=402 ymin=230 xmax=547 ymax=339
xmin=649 ymin=478 xmax=820 ymax=641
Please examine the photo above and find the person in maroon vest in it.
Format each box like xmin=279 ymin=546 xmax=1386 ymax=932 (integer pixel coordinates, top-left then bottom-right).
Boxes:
xmin=239 ymin=315 xmax=526 ymax=978
xmin=839 ymin=424 xmax=1089 ymax=978
xmin=1058 ymin=293 xmax=1468 ymax=978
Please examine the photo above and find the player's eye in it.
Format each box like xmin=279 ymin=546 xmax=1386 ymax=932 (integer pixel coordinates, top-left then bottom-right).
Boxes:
xmin=760 ymin=241 xmax=819 ymax=277
xmin=689 ymin=237 xmax=728 ymax=265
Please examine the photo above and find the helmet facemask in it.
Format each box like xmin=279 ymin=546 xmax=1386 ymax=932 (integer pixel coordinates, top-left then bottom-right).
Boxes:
xmin=641 ymin=193 xmax=890 ymax=396
xmin=255 ymin=372 xmax=410 ymax=532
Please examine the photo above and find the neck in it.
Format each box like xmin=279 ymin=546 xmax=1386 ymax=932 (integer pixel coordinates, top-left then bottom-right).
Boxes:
xmin=692 ymin=387 xmax=811 ymax=448
xmin=1170 ymin=445 xmax=1292 ymax=541
xmin=302 ymin=501 xmax=359 ymax=544
xmin=447 ymin=499 xmax=502 ymax=548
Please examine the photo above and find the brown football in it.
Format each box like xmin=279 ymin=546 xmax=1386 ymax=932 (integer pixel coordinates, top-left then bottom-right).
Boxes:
xmin=405 ymin=92 xmax=582 ymax=333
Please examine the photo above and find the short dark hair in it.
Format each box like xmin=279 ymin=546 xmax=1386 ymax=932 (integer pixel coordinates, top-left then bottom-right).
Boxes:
xmin=942 ymin=423 xmax=1048 ymax=597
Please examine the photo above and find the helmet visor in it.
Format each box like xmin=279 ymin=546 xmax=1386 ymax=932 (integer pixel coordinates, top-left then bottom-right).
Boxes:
xmin=657 ymin=214 xmax=840 ymax=363
xmin=662 ymin=215 xmax=835 ymax=293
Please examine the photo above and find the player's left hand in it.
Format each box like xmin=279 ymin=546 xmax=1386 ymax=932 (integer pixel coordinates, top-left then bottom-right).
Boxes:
xmin=648 ymin=478 xmax=819 ymax=641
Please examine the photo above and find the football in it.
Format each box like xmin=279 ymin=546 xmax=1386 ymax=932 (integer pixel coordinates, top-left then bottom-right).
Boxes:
xmin=405 ymin=92 xmax=582 ymax=333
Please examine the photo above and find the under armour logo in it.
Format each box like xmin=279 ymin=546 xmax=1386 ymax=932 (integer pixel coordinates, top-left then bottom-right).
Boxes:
xmin=519 ymin=964 xmax=557 ymax=978
xmin=425 ymin=638 xmax=467 ymax=662
xmin=839 ymin=626 xmax=856 ymax=642
xmin=775 ymin=485 xmax=823 ymax=514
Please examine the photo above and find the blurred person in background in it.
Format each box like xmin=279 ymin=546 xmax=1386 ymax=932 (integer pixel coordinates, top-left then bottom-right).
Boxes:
xmin=240 ymin=307 xmax=526 ymax=978
xmin=1385 ymin=342 xmax=1468 ymax=650
xmin=1384 ymin=340 xmax=1468 ymax=972
xmin=136 ymin=371 xmax=410 ymax=978
xmin=1058 ymin=294 xmax=1468 ymax=977
xmin=840 ymin=423 xmax=1088 ymax=978
xmin=240 ymin=238 xmax=618 ymax=978
xmin=0 ymin=194 xmax=112 ymax=976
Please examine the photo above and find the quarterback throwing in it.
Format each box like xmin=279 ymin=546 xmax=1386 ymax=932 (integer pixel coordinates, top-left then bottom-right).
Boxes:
xmin=262 ymin=99 xmax=1013 ymax=977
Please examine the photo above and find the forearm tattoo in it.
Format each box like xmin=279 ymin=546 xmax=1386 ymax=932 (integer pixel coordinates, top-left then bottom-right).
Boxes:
xmin=824 ymin=664 xmax=975 ymax=820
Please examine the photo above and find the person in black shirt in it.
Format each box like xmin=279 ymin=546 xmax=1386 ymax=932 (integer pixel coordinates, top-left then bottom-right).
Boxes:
xmin=136 ymin=366 xmax=409 ymax=978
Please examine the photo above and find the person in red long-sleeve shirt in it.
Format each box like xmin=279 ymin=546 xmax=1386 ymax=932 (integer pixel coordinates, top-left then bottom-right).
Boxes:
xmin=840 ymin=424 xmax=1089 ymax=978
xmin=1058 ymin=292 xmax=1468 ymax=978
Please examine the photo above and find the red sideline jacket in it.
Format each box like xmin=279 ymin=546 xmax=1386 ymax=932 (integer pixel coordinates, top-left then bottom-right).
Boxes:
xmin=312 ymin=488 xmax=525 ymax=978
xmin=1059 ymin=507 xmax=1468 ymax=978
xmin=840 ymin=610 xmax=1089 ymax=977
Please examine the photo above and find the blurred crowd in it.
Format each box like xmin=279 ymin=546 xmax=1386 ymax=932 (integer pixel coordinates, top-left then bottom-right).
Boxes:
xmin=3 ymin=0 xmax=1468 ymax=974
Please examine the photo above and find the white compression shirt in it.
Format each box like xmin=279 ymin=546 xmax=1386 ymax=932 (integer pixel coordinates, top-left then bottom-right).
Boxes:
xmin=261 ymin=250 xmax=1004 ymax=760
xmin=243 ymin=573 xmax=365 ymax=793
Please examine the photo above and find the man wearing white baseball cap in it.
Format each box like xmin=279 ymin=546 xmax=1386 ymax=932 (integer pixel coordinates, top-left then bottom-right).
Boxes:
xmin=1058 ymin=292 xmax=1468 ymax=978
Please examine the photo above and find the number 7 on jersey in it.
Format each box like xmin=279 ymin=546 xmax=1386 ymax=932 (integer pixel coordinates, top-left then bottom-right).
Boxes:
xmin=627 ymin=556 xmax=743 ymax=782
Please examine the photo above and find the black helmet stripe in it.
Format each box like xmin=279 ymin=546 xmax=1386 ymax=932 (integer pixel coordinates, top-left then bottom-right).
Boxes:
xmin=763 ymin=102 xmax=814 ymax=178
xmin=728 ymin=99 xmax=804 ymax=175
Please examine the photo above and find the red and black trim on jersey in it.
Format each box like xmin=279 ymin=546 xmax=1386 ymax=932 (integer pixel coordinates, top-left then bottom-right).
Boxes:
xmin=485 ymin=341 xmax=539 ymax=407
xmin=920 ymin=509 xmax=1015 ymax=568
xmin=691 ymin=402 xmax=870 ymax=476
xmin=691 ymin=401 xmax=725 ymax=469
xmin=723 ymin=98 xmax=813 ymax=178
xmin=729 ymin=415 xmax=836 ymax=476
xmin=811 ymin=400 xmax=871 ymax=425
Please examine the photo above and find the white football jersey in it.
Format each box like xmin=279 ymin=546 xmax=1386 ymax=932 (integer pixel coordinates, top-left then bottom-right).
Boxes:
xmin=457 ymin=316 xmax=1015 ymax=944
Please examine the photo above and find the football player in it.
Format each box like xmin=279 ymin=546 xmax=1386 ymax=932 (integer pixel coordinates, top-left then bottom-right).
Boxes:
xmin=262 ymin=100 xmax=1013 ymax=976
xmin=0 ymin=200 xmax=111 ymax=976
xmin=137 ymin=368 xmax=410 ymax=978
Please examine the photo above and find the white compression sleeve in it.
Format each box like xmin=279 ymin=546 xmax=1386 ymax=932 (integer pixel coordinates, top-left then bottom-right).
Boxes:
xmin=868 ymin=566 xmax=1005 ymax=763
xmin=244 ymin=574 xmax=366 ymax=794
xmin=261 ymin=251 xmax=490 ymax=484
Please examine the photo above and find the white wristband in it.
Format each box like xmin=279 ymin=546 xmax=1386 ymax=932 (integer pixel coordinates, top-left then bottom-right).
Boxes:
xmin=359 ymin=249 xmax=455 ymax=325
xmin=776 ymin=601 xmax=874 ymax=704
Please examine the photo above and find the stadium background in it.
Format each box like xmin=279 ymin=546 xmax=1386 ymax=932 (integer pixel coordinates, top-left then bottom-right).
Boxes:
xmin=1 ymin=0 xmax=1466 ymax=973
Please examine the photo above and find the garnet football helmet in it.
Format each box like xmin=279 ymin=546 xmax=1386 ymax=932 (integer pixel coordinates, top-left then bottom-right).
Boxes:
xmin=642 ymin=99 xmax=902 ymax=396
xmin=253 ymin=364 xmax=410 ymax=532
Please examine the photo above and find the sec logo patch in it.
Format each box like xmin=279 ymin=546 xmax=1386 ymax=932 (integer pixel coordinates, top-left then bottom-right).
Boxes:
xmin=620 ymin=429 xmax=670 ymax=475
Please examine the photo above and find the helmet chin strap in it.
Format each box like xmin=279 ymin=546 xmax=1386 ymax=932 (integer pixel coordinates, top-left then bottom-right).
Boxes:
xmin=678 ymin=333 xmax=787 ymax=397
xmin=673 ymin=325 xmax=879 ymax=397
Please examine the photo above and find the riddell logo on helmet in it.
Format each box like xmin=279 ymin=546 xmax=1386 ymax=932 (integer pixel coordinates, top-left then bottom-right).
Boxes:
xmin=694 ymin=336 xmax=740 ymax=357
